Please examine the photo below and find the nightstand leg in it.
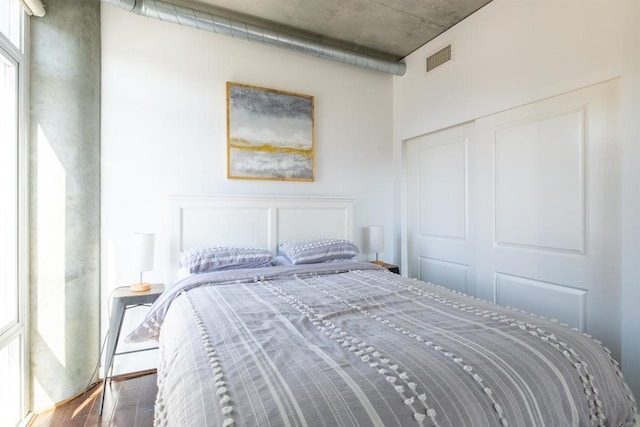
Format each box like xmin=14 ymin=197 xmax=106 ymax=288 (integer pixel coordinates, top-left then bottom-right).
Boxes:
xmin=98 ymin=298 xmax=125 ymax=416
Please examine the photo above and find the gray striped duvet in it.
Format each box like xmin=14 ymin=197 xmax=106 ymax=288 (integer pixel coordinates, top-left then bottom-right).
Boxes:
xmin=128 ymin=262 xmax=637 ymax=426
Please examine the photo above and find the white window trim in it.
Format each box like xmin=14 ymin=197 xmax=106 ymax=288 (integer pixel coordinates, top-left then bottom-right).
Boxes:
xmin=0 ymin=5 xmax=29 ymax=420
xmin=19 ymin=11 xmax=30 ymax=420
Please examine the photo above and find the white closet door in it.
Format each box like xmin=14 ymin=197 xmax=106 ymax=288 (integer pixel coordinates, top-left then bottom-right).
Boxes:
xmin=405 ymin=79 xmax=621 ymax=355
xmin=406 ymin=122 xmax=474 ymax=294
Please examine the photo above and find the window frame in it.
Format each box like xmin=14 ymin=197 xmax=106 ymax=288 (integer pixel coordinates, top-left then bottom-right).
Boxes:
xmin=0 ymin=3 xmax=28 ymax=422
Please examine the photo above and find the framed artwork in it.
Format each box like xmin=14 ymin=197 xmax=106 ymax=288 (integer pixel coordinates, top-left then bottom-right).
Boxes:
xmin=226 ymin=82 xmax=315 ymax=181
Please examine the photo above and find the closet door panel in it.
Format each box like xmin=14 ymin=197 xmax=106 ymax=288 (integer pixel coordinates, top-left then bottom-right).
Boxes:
xmin=405 ymin=79 xmax=621 ymax=356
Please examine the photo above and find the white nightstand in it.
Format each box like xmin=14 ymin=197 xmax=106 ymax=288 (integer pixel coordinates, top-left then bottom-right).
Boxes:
xmin=98 ymin=283 xmax=164 ymax=415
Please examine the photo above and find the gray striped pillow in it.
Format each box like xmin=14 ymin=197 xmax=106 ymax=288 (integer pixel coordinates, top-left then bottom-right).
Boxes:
xmin=278 ymin=239 xmax=359 ymax=265
xmin=180 ymin=246 xmax=273 ymax=273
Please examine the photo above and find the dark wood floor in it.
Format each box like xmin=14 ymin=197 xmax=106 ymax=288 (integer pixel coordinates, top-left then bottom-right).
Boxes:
xmin=29 ymin=372 xmax=157 ymax=427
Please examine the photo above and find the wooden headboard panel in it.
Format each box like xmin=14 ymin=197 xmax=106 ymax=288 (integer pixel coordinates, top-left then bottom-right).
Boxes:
xmin=170 ymin=194 xmax=354 ymax=271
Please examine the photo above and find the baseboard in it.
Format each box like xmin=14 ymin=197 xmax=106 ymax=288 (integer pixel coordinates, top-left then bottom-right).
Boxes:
xmin=25 ymin=368 xmax=158 ymax=421
xmin=18 ymin=412 xmax=34 ymax=427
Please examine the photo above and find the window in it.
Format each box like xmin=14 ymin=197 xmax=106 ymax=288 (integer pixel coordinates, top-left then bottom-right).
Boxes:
xmin=0 ymin=0 xmax=22 ymax=49
xmin=0 ymin=0 xmax=25 ymax=425
xmin=0 ymin=47 xmax=18 ymax=334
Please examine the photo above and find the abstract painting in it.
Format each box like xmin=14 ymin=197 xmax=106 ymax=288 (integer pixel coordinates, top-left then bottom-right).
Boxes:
xmin=226 ymin=82 xmax=315 ymax=181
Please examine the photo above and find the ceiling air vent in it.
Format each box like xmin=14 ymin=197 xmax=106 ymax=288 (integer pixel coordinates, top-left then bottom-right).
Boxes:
xmin=426 ymin=44 xmax=452 ymax=72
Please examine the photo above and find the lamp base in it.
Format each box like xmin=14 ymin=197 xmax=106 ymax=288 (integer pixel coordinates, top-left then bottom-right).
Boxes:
xmin=130 ymin=282 xmax=151 ymax=292
xmin=370 ymin=260 xmax=386 ymax=265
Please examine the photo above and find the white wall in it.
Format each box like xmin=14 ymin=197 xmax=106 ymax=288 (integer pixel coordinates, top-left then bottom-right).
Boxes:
xmin=101 ymin=5 xmax=393 ymax=372
xmin=393 ymin=0 xmax=640 ymax=400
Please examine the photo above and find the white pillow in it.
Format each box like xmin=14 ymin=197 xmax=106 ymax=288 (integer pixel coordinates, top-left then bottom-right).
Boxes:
xmin=179 ymin=246 xmax=273 ymax=273
xmin=278 ymin=239 xmax=359 ymax=265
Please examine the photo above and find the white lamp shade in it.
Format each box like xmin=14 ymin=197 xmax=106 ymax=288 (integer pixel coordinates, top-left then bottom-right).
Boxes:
xmin=132 ymin=233 xmax=155 ymax=272
xmin=367 ymin=226 xmax=385 ymax=253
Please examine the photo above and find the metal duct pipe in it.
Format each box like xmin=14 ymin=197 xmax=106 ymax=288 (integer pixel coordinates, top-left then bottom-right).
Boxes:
xmin=20 ymin=0 xmax=46 ymax=16
xmin=101 ymin=0 xmax=406 ymax=76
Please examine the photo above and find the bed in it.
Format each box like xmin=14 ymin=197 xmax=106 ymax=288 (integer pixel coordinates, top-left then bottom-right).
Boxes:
xmin=128 ymin=195 xmax=637 ymax=426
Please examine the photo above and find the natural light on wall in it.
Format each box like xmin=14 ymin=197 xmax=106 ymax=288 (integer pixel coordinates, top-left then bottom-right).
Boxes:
xmin=35 ymin=124 xmax=67 ymax=397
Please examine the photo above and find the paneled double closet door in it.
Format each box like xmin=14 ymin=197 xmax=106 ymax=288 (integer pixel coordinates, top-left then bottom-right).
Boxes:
xmin=405 ymin=79 xmax=621 ymax=356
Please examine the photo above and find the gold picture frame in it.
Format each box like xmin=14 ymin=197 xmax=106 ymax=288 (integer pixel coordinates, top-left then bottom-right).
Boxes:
xmin=226 ymin=82 xmax=315 ymax=181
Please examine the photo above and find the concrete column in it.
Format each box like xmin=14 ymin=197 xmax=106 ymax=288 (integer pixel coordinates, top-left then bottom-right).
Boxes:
xmin=29 ymin=0 xmax=101 ymax=410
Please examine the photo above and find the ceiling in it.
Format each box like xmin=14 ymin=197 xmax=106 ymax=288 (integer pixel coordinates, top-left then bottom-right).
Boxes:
xmin=177 ymin=0 xmax=492 ymax=61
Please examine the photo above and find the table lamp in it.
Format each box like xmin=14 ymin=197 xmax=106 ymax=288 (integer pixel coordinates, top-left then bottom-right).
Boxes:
xmin=367 ymin=225 xmax=385 ymax=265
xmin=131 ymin=232 xmax=155 ymax=292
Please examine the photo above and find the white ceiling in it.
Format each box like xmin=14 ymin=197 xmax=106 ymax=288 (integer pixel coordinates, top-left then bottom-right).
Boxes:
xmin=177 ymin=0 xmax=492 ymax=61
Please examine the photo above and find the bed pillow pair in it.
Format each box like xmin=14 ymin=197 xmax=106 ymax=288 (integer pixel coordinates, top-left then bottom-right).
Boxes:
xmin=180 ymin=239 xmax=360 ymax=272
xmin=179 ymin=246 xmax=273 ymax=274
xmin=278 ymin=238 xmax=359 ymax=265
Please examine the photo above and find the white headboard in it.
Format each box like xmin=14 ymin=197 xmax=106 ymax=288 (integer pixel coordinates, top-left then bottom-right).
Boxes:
xmin=170 ymin=194 xmax=354 ymax=271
